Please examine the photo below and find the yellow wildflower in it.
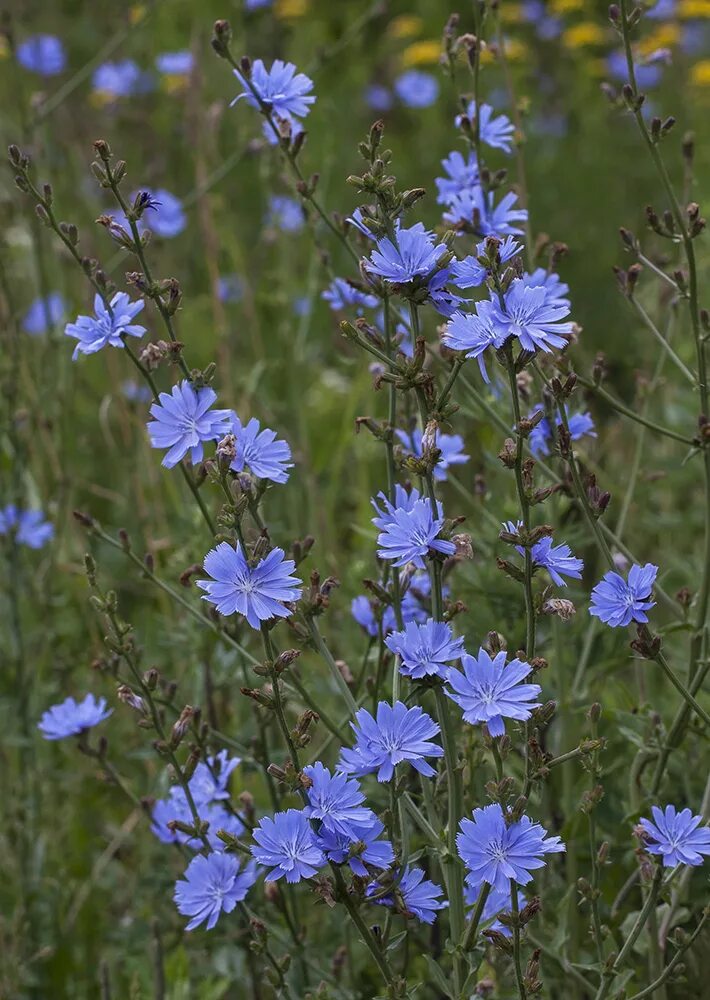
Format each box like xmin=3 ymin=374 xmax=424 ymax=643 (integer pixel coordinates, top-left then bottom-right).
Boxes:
xmin=638 ymin=24 xmax=680 ymax=52
xmin=690 ymin=59 xmax=710 ymax=85
xmin=550 ymin=0 xmax=585 ymax=13
xmin=401 ymin=40 xmax=442 ymax=67
xmin=388 ymin=15 xmax=423 ymax=39
xmin=679 ymin=0 xmax=710 ymax=16
xmin=275 ymin=0 xmax=309 ymax=18
xmin=128 ymin=5 xmax=146 ymax=25
xmin=562 ymin=22 xmax=606 ymax=47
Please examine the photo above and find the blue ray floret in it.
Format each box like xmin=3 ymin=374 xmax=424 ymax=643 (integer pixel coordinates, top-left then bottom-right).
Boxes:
xmin=174 ymin=853 xmax=258 ymax=931
xmin=589 ymin=563 xmax=658 ymax=627
xmin=489 ymin=278 xmax=573 ymax=353
xmin=450 ymin=236 xmax=522 ymax=289
xmin=197 ymin=542 xmax=302 ymax=629
xmin=0 ymin=506 xmax=53 ymax=549
xmin=639 ymin=805 xmax=710 ymax=867
xmin=315 ymin=818 xmax=394 ymax=876
xmin=441 ymin=302 xmax=504 ymax=382
xmin=367 ymin=866 xmax=446 ymax=923
xmin=65 ymin=292 xmax=146 ymax=360
xmin=457 ymin=101 xmax=515 ymax=153
xmin=365 ymin=223 xmax=447 ymax=285
xmin=375 ymin=495 xmax=456 ymax=568
xmin=251 ymin=809 xmax=325 ymax=883
xmin=303 ymin=762 xmax=375 ymax=837
xmin=395 ymin=427 xmax=469 ymax=482
xmin=445 ymin=648 xmax=541 ymax=736
xmin=38 ymin=694 xmax=112 ymax=740
xmin=339 ymin=701 xmax=444 ymax=781
xmin=386 ymin=618 xmax=465 ymax=679
xmin=228 ymin=413 xmax=293 ymax=483
xmin=457 ymin=803 xmax=565 ymax=893
xmin=232 ymin=58 xmax=315 ymax=144
xmin=146 ymin=381 xmax=231 ymax=468
xmin=443 ymin=187 xmax=527 ymax=238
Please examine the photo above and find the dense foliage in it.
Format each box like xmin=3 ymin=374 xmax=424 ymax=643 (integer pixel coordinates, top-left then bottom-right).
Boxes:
xmin=3 ymin=2 xmax=710 ymax=998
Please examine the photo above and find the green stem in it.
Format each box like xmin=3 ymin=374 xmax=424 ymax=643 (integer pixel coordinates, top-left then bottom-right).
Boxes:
xmin=511 ymin=880 xmax=528 ymax=1000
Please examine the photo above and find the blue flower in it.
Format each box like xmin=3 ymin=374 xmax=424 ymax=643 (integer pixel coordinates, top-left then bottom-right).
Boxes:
xmin=146 ymin=381 xmax=231 ymax=468
xmin=155 ymin=51 xmax=194 ymax=75
xmin=267 ymin=194 xmax=304 ymax=234
xmin=443 ymin=187 xmax=527 ymax=238
xmin=339 ymin=701 xmax=444 ymax=782
xmin=427 ymin=268 xmax=468 ymax=318
xmin=228 ymin=414 xmax=293 ymax=484
xmin=92 ymin=60 xmax=151 ymax=98
xmin=375 ymin=494 xmax=455 ymax=569
xmin=489 ymin=278 xmax=573 ymax=353
xmin=316 ymin=817 xmax=394 ymax=877
xmin=394 ymin=70 xmax=439 ymax=108
xmin=350 ymin=582 xmax=428 ymax=639
xmin=364 ymin=83 xmax=393 ymax=112
xmin=197 ymin=542 xmax=302 ymax=629
xmin=457 ymin=803 xmax=565 ymax=893
xmin=189 ymin=750 xmax=241 ymax=805
xmin=217 ymin=274 xmax=244 ymax=303
xmin=441 ymin=303 xmax=504 ymax=382
xmin=152 ymin=792 xmax=244 ymax=851
xmin=367 ymin=866 xmax=446 ymax=923
xmin=504 ymin=522 xmax=584 ymax=587
xmin=445 ymin=648 xmax=541 ymax=736
xmin=529 ymin=535 xmax=584 ymax=587
xmin=464 ymin=882 xmax=523 ymax=936
xmin=589 ymin=563 xmax=658 ymax=628
xmin=141 ymin=187 xmax=186 ymax=238
xmin=639 ymin=805 xmax=710 ymax=867
xmin=457 ymin=102 xmax=515 ymax=153
xmin=348 ymin=207 xmax=377 ymax=240
xmin=395 ymin=427 xmax=469 ymax=482
xmin=527 ymin=405 xmax=595 ymax=458
xmin=386 ymin=618 xmax=465 ymax=679
xmin=22 ymin=292 xmax=65 ymax=335
xmin=607 ymin=50 xmax=663 ymax=89
xmin=521 ymin=268 xmax=570 ymax=310
xmin=251 ymin=809 xmax=325 ymax=883
xmin=121 ymin=380 xmax=153 ymax=404
xmin=0 ymin=505 xmax=53 ymax=549
xmin=303 ymin=762 xmax=374 ymax=837
xmin=322 ymin=277 xmax=378 ymax=312
xmin=17 ymin=35 xmax=66 ymax=76
xmin=65 ymin=292 xmax=146 ymax=360
xmin=38 ymin=694 xmax=112 ymax=740
xmin=175 ymin=853 xmax=257 ymax=931
xmin=366 ymin=223 xmax=447 ymax=286
xmin=435 ymin=150 xmax=480 ymax=205
xmin=232 ymin=59 xmax=315 ymax=142
xmin=451 ymin=237 xmax=523 ymax=289
xmin=371 ymin=484 xmax=422 ymax=532
xmin=246 ymin=0 xmax=273 ymax=8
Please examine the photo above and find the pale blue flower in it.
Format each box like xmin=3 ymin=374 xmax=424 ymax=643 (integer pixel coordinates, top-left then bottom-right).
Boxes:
xmin=174 ymin=853 xmax=257 ymax=930
xmin=640 ymin=805 xmax=710 ymax=867
xmin=251 ymin=809 xmax=325 ymax=883
xmin=146 ymin=381 xmax=231 ymax=468
xmin=197 ymin=542 xmax=302 ymax=629
xmin=339 ymin=702 xmax=443 ymax=782
xmin=17 ymin=35 xmax=66 ymax=76
xmin=386 ymin=618 xmax=465 ymax=679
xmin=394 ymin=70 xmax=439 ymax=108
xmin=65 ymin=292 xmax=145 ymax=360
xmin=445 ymin=648 xmax=541 ymax=736
xmin=228 ymin=414 xmax=293 ymax=484
xmin=38 ymin=694 xmax=112 ymax=739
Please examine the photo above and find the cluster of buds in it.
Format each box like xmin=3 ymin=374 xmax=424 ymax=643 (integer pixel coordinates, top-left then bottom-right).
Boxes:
xmin=139 ymin=339 xmax=185 ymax=371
